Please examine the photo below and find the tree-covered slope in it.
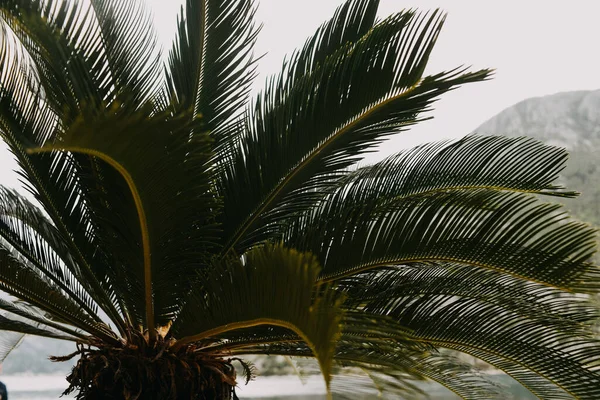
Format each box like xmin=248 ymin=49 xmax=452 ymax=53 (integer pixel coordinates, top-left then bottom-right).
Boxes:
xmin=476 ymin=90 xmax=600 ymax=225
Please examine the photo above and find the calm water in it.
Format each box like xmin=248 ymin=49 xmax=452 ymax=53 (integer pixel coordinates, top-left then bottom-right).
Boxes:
xmin=2 ymin=374 xmax=536 ymax=400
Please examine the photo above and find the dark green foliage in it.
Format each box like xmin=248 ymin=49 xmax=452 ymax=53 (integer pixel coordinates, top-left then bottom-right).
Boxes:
xmin=0 ymin=0 xmax=599 ymax=399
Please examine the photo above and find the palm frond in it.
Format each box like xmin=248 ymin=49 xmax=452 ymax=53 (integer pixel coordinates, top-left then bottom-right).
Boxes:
xmin=345 ymin=267 xmax=600 ymax=398
xmin=428 ymin=339 xmax=600 ymax=399
xmin=0 ymin=0 xmax=100 ymax=113
xmin=0 ymin=312 xmax=76 ymax=341
xmin=330 ymin=350 xmax=503 ymax=400
xmin=0 ymin=7 xmax=129 ymax=334
xmin=1 ymin=0 xmax=161 ymax=110
xmin=27 ymin=105 xmax=217 ymax=333
xmin=89 ymin=0 xmax=162 ymax=108
xmin=0 ymin=186 xmax=101 ymax=322
xmin=0 ymin=245 xmax=117 ymax=344
xmin=284 ymin=0 xmax=380 ymax=89
xmin=173 ymin=245 xmax=344 ymax=389
xmin=0 ymin=297 xmax=87 ymax=340
xmin=0 ymin=330 xmax=24 ymax=362
xmin=165 ymin=0 xmax=259 ymax=153
xmin=231 ymin=313 xmax=502 ymax=399
xmin=341 ymin=263 xmax=599 ymax=332
xmin=218 ymin=7 xmax=491 ymax=255
xmin=456 ymin=347 xmax=576 ymax=399
xmin=283 ymin=186 xmax=597 ymax=290
xmin=337 ymin=135 xmax=578 ymax=203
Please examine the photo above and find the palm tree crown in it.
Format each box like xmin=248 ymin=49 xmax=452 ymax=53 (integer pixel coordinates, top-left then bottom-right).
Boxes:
xmin=0 ymin=0 xmax=599 ymax=398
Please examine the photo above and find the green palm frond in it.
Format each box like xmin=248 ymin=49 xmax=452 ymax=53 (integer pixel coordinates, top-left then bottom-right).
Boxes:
xmin=27 ymin=104 xmax=217 ymax=331
xmin=0 ymin=7 xmax=129 ymax=334
xmin=218 ymin=8 xmax=491 ymax=255
xmin=0 ymin=187 xmax=101 ymax=321
xmin=89 ymin=0 xmax=162 ymax=107
xmin=207 ymin=311 xmax=501 ymax=397
xmin=0 ymin=245 xmax=116 ymax=343
xmin=0 ymin=300 xmax=79 ymax=340
xmin=286 ymin=188 xmax=597 ymax=288
xmin=330 ymin=350 xmax=503 ymax=399
xmin=341 ymin=264 xmax=600 ymax=398
xmin=278 ymin=137 xmax=598 ymax=288
xmin=165 ymin=0 xmax=259 ymax=153
xmin=462 ymin=349 xmax=578 ymax=399
xmin=231 ymin=314 xmax=503 ymax=399
xmin=284 ymin=0 xmax=380 ymax=88
xmin=342 ymin=263 xmax=598 ymax=332
xmin=173 ymin=244 xmax=344 ymax=389
xmin=337 ymin=135 xmax=578 ymax=202
xmin=1 ymin=0 xmax=161 ymax=111
xmin=0 ymin=306 xmax=78 ymax=342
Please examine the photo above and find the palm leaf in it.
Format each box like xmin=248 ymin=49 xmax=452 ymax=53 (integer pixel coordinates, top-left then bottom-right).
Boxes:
xmin=218 ymin=8 xmax=491 ymax=256
xmin=0 ymin=297 xmax=87 ymax=340
xmin=89 ymin=0 xmax=162 ymax=108
xmin=27 ymin=105 xmax=217 ymax=334
xmin=0 ymin=330 xmax=25 ymax=362
xmin=341 ymin=263 xmax=599 ymax=332
xmin=172 ymin=245 xmax=344 ymax=390
xmin=336 ymin=135 xmax=578 ymax=204
xmin=0 ymin=312 xmax=75 ymax=341
xmin=231 ymin=313 xmax=503 ymax=399
xmin=283 ymin=186 xmax=597 ymax=289
xmin=330 ymin=350 xmax=503 ymax=400
xmin=165 ymin=0 xmax=259 ymax=153
xmin=348 ymin=268 xmax=600 ymax=398
xmin=0 ymin=187 xmax=101 ymax=322
xmin=0 ymin=245 xmax=117 ymax=344
xmin=0 ymin=6 xmax=129 ymax=333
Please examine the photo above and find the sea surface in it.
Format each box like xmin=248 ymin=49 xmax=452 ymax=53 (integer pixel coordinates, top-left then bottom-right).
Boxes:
xmin=1 ymin=374 xmax=536 ymax=399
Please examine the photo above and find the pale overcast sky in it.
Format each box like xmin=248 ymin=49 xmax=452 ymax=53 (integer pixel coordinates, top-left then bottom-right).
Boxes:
xmin=1 ymin=0 xmax=599 ymax=190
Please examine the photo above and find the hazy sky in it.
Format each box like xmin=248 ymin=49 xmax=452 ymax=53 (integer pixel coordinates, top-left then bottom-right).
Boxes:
xmin=1 ymin=0 xmax=599 ymax=189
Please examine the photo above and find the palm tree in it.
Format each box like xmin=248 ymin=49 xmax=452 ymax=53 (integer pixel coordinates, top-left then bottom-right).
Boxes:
xmin=0 ymin=0 xmax=599 ymax=398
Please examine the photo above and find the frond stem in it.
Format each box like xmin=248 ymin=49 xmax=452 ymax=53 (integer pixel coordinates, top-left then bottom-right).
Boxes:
xmin=28 ymin=146 xmax=156 ymax=343
xmin=319 ymin=258 xmax=577 ymax=293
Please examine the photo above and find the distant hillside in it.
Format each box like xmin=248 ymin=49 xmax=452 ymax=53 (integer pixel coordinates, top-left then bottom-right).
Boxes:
xmin=475 ymin=90 xmax=600 ymax=226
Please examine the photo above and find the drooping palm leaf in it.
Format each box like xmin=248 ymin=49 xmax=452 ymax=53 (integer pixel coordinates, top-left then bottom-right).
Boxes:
xmin=230 ymin=313 xmax=503 ymax=399
xmin=286 ymin=188 xmax=596 ymax=287
xmin=342 ymin=264 xmax=600 ymax=398
xmin=0 ymin=246 xmax=117 ymax=343
xmin=0 ymin=307 xmax=78 ymax=341
xmin=0 ymin=297 xmax=87 ymax=340
xmin=279 ymin=136 xmax=598 ymax=288
xmin=173 ymin=244 xmax=344 ymax=389
xmin=0 ymin=187 xmax=100 ymax=321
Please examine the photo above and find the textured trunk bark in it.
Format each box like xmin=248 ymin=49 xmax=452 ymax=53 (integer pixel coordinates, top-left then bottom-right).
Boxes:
xmin=53 ymin=335 xmax=238 ymax=400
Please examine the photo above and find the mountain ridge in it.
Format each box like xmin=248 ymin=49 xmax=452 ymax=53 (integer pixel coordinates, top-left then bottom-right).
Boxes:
xmin=475 ymin=89 xmax=600 ymax=226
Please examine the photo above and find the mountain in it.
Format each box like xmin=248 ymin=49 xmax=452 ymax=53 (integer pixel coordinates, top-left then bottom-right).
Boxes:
xmin=475 ymin=90 xmax=600 ymax=226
